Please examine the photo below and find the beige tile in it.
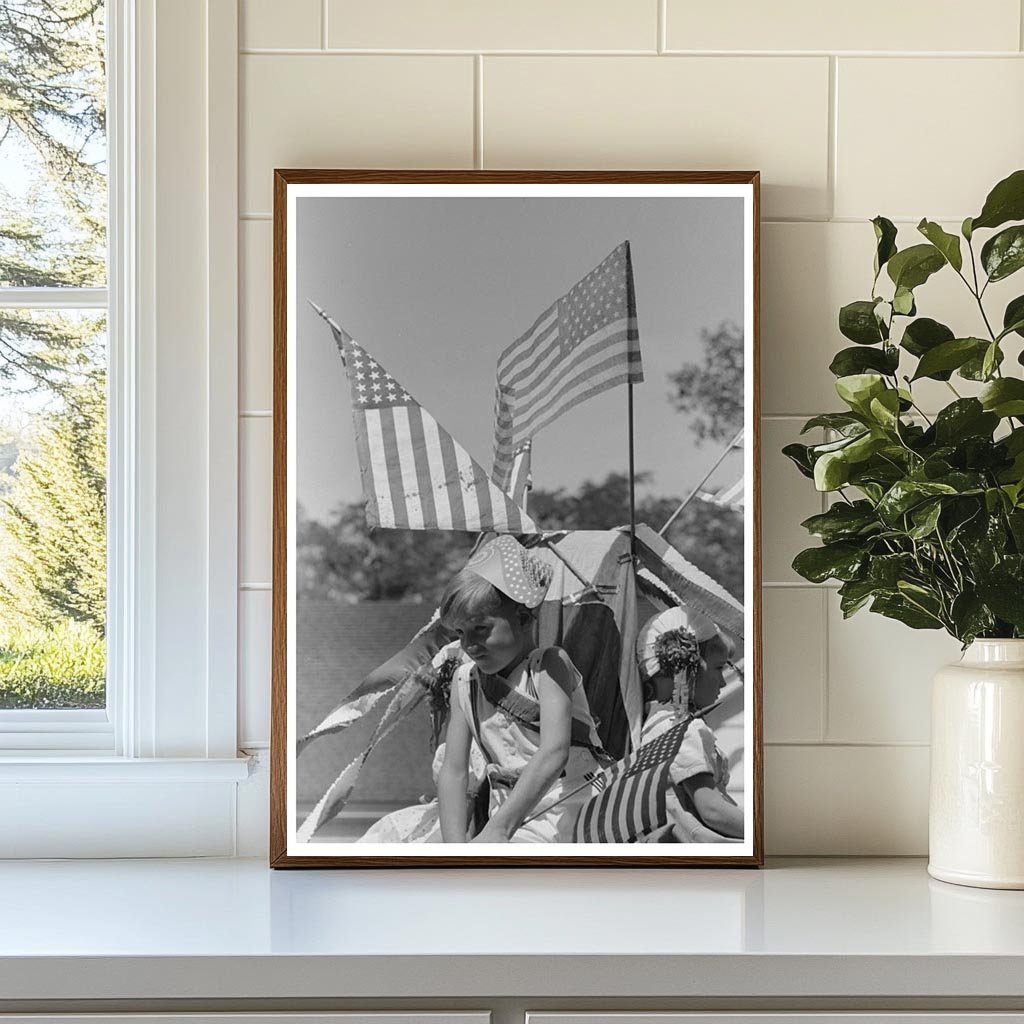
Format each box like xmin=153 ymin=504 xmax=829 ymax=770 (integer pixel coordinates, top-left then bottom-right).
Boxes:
xmin=836 ymin=59 xmax=1024 ymax=221
xmin=827 ymin=593 xmax=961 ymax=744
xmin=239 ymin=590 xmax=272 ymax=747
xmin=762 ymin=588 xmax=824 ymax=742
xmin=667 ymin=0 xmax=1020 ymax=53
xmin=761 ymin=417 xmax=824 ymax=584
xmin=241 ymin=55 xmax=474 ymax=213
xmin=765 ymin=744 xmax=929 ymax=854
xmin=240 ymin=416 xmax=273 ymax=586
xmin=328 ymin=0 xmax=656 ymax=51
xmin=240 ymin=220 xmax=272 ymax=411
xmin=761 ymin=221 xmax=1017 ymax=416
xmin=483 ymin=56 xmax=830 ymax=219
xmin=241 ymin=0 xmax=321 ymax=50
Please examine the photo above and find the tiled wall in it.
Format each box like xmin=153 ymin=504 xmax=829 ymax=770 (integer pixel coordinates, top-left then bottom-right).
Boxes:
xmin=236 ymin=0 xmax=1024 ymax=854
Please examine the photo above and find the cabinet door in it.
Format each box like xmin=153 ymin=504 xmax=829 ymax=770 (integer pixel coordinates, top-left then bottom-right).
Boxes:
xmin=528 ymin=1016 xmax=1024 ymax=1024
xmin=0 ymin=1015 xmax=490 ymax=1024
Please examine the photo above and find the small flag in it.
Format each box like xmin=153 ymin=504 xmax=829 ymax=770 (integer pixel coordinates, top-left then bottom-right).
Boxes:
xmin=339 ymin=332 xmax=538 ymax=534
xmin=698 ymin=475 xmax=745 ymax=511
xmin=492 ymin=241 xmax=643 ymax=491
xmin=574 ymin=716 xmax=691 ymax=843
xmin=508 ymin=439 xmax=533 ymax=508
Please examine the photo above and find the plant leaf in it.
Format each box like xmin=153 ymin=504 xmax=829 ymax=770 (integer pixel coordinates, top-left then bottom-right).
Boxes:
xmin=917 ymin=219 xmax=963 ymax=272
xmin=835 ymin=373 xmax=886 ymax=414
xmin=868 ymin=389 xmax=902 ymax=430
xmin=911 ymin=337 xmax=987 ymax=380
xmin=871 ymin=594 xmax=943 ymax=630
xmin=839 ymin=299 xmax=887 ymax=345
xmin=1003 ymin=295 xmax=1024 ymax=340
xmin=908 ymin=500 xmax=943 ymax=539
xmin=872 ymin=215 xmax=898 ymax=277
xmin=900 ymin=318 xmax=955 ymax=381
xmin=800 ymin=500 xmax=879 ymax=543
xmin=814 ymin=450 xmax=851 ymax=491
xmin=887 ymin=243 xmax=946 ymax=291
xmin=981 ymin=225 xmax=1024 ymax=283
xmin=971 ymin=168 xmax=1024 ymax=232
xmin=792 ymin=542 xmax=865 ymax=584
xmin=950 ymin=593 xmax=995 ymax=644
xmin=877 ymin=479 xmax=958 ymax=524
xmin=959 ymin=344 xmax=1004 ymax=381
xmin=800 ymin=412 xmax=865 ymax=434
xmin=829 ymin=345 xmax=899 ymax=378
xmin=976 ymin=578 xmax=1024 ymax=629
xmin=892 ymin=286 xmax=916 ymax=316
xmin=933 ymin=399 xmax=999 ymax=445
xmin=782 ymin=442 xmax=815 ymax=479
xmin=980 ymin=378 xmax=1024 ymax=418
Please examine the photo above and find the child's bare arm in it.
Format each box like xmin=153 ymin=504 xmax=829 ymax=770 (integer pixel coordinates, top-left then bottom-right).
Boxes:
xmin=437 ymin=702 xmax=472 ymax=842
xmin=473 ymin=651 xmax=573 ymax=842
xmin=681 ymin=773 xmax=744 ymax=838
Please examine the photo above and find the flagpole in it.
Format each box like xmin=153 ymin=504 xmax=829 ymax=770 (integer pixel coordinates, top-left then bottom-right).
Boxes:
xmin=627 ymin=380 xmax=637 ymax=557
xmin=658 ymin=427 xmax=744 ymax=537
xmin=307 ymin=298 xmax=347 ymax=367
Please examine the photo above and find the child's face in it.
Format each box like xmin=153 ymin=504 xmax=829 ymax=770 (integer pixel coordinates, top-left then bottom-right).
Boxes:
xmin=451 ymin=606 xmax=532 ymax=676
xmin=692 ymin=635 xmax=733 ymax=708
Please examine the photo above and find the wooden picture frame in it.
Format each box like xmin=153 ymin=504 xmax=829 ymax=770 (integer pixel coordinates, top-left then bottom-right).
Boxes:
xmin=271 ymin=170 xmax=762 ymax=867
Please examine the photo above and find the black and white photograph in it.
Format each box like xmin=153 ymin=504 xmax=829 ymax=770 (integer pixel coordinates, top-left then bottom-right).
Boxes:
xmin=272 ymin=172 xmax=761 ymax=866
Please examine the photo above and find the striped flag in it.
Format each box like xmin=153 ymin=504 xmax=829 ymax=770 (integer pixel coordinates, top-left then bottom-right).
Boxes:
xmin=699 ymin=475 xmax=745 ymax=511
xmin=492 ymin=241 xmax=643 ymax=491
xmin=574 ymin=716 xmax=691 ymax=843
xmin=337 ymin=330 xmax=538 ymax=534
xmin=508 ymin=439 xmax=533 ymax=508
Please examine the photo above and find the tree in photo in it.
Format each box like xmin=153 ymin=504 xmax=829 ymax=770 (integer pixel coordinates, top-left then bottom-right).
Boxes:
xmin=297 ymin=501 xmax=475 ymax=606
xmin=669 ymin=320 xmax=743 ymax=445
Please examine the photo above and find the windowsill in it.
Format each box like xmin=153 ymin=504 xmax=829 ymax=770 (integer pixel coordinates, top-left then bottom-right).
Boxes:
xmin=0 ymin=754 xmax=252 ymax=781
xmin=0 ymin=857 xmax=1023 ymax=1006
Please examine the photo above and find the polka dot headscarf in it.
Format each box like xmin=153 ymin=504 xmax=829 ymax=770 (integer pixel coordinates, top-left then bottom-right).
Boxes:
xmin=465 ymin=535 xmax=553 ymax=609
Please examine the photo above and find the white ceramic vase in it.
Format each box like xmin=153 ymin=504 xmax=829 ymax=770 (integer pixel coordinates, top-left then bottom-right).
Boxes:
xmin=929 ymin=639 xmax=1024 ymax=889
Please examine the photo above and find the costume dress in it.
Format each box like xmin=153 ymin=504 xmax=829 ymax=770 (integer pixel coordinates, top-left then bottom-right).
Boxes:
xmin=452 ymin=646 xmax=607 ymax=843
xmin=639 ymin=702 xmax=740 ymax=843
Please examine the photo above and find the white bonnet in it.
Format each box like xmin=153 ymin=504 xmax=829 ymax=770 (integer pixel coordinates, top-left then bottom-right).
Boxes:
xmin=635 ymin=604 xmax=720 ymax=680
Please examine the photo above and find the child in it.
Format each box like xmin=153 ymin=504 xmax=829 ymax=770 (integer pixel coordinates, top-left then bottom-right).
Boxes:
xmin=635 ymin=605 xmax=744 ymax=841
xmin=436 ymin=535 xmax=608 ymax=843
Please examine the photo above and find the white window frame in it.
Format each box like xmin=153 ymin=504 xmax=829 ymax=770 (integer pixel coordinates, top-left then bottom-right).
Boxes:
xmin=0 ymin=0 xmax=249 ymax=857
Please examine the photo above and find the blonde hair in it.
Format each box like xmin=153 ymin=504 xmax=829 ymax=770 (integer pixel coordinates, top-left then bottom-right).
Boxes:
xmin=439 ymin=569 xmax=507 ymax=629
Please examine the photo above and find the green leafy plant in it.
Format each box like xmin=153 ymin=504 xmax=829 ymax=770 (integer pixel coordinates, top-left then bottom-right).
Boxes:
xmin=786 ymin=170 xmax=1024 ymax=644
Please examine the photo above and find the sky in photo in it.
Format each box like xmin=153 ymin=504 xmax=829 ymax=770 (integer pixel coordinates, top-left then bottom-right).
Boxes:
xmin=295 ymin=195 xmax=745 ymax=523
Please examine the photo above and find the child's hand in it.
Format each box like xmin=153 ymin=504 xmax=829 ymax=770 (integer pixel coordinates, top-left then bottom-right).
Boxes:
xmin=471 ymin=822 xmax=511 ymax=843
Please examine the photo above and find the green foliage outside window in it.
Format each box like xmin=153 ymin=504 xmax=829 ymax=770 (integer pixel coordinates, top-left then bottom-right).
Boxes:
xmin=0 ymin=1 xmax=107 ymax=709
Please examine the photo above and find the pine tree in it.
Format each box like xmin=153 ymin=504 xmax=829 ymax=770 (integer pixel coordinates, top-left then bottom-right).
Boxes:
xmin=0 ymin=371 xmax=105 ymax=632
xmin=0 ymin=0 xmax=106 ymax=394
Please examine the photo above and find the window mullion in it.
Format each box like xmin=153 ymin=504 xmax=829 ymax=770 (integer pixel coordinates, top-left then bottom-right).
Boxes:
xmin=0 ymin=287 xmax=108 ymax=310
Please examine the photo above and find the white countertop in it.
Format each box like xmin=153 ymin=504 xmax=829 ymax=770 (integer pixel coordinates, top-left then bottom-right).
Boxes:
xmin=2 ymin=857 xmax=1023 ymax=1002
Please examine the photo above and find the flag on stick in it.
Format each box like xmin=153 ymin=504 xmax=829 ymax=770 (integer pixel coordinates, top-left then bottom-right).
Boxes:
xmin=492 ymin=241 xmax=643 ymax=491
xmin=698 ymin=475 xmax=745 ymax=511
xmin=574 ymin=715 xmax=692 ymax=843
xmin=337 ymin=330 xmax=538 ymax=534
xmin=508 ymin=439 xmax=533 ymax=508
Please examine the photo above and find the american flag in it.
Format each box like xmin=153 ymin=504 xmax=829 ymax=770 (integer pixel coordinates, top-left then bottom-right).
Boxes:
xmin=574 ymin=716 xmax=690 ymax=843
xmin=492 ymin=241 xmax=643 ymax=491
xmin=336 ymin=327 xmax=538 ymax=534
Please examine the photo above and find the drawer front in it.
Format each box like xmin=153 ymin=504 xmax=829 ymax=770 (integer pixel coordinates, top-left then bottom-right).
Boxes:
xmin=0 ymin=1016 xmax=490 ymax=1024
xmin=528 ymin=1016 xmax=1024 ymax=1024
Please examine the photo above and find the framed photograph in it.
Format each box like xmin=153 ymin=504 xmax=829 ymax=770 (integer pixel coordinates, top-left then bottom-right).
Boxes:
xmin=271 ymin=170 xmax=762 ymax=867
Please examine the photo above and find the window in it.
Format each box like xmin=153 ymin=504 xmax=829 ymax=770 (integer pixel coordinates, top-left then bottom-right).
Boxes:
xmin=0 ymin=1 xmax=110 ymax=746
xmin=0 ymin=0 xmax=246 ymax=856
